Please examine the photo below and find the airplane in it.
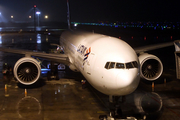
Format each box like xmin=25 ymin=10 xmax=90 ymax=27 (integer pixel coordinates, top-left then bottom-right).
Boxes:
xmin=0 ymin=1 xmax=174 ymax=103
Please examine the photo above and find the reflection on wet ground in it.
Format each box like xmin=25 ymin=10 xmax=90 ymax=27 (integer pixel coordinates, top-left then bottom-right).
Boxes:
xmin=0 ymin=29 xmax=180 ymax=119
xmin=0 ymin=79 xmax=109 ymax=120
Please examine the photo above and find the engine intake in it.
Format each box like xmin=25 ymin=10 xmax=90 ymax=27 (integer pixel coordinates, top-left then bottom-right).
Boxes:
xmin=139 ymin=53 xmax=163 ymax=81
xmin=14 ymin=57 xmax=41 ymax=85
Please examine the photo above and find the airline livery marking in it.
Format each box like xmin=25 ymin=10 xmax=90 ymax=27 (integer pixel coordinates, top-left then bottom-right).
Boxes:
xmin=77 ymin=45 xmax=87 ymax=55
xmin=84 ymin=47 xmax=91 ymax=61
xmin=77 ymin=45 xmax=91 ymax=65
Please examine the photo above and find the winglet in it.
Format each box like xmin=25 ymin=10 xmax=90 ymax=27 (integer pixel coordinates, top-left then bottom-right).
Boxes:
xmin=67 ymin=0 xmax=71 ymax=29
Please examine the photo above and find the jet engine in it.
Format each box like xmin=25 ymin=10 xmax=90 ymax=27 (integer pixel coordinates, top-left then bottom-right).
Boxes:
xmin=138 ymin=53 xmax=163 ymax=81
xmin=13 ymin=57 xmax=41 ymax=85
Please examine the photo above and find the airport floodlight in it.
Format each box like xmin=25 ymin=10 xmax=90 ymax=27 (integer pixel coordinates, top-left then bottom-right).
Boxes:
xmin=29 ymin=16 xmax=32 ymax=18
xmin=36 ymin=12 xmax=41 ymax=27
xmin=74 ymin=23 xmax=78 ymax=27
xmin=36 ymin=12 xmax=41 ymax=15
xmin=11 ymin=16 xmax=13 ymax=18
xmin=45 ymin=15 xmax=48 ymax=19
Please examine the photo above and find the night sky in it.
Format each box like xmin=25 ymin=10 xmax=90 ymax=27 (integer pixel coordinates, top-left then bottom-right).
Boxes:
xmin=0 ymin=0 xmax=180 ymax=23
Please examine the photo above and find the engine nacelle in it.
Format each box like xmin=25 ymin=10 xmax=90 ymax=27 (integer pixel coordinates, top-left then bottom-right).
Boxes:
xmin=14 ymin=57 xmax=41 ymax=85
xmin=138 ymin=53 xmax=163 ymax=81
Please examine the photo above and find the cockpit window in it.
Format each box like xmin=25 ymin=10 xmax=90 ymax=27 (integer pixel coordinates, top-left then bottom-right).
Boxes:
xmin=109 ymin=62 xmax=115 ymax=69
xmin=126 ymin=62 xmax=133 ymax=69
xmin=132 ymin=61 xmax=138 ymax=68
xmin=105 ymin=62 xmax=110 ymax=69
xmin=105 ymin=61 xmax=138 ymax=70
xmin=116 ymin=63 xmax=125 ymax=69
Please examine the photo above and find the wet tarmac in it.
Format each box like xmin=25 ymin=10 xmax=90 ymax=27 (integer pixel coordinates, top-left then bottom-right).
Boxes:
xmin=0 ymin=78 xmax=110 ymax=120
xmin=0 ymin=28 xmax=180 ymax=120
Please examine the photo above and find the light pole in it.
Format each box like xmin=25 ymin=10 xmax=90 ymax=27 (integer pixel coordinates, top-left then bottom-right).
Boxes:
xmin=33 ymin=5 xmax=36 ymax=32
xmin=0 ymin=12 xmax=1 ymax=27
xmin=36 ymin=11 xmax=41 ymax=27
xmin=0 ymin=12 xmax=2 ymax=32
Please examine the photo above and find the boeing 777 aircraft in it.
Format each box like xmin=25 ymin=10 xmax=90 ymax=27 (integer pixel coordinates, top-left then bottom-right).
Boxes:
xmin=0 ymin=1 xmax=173 ymax=102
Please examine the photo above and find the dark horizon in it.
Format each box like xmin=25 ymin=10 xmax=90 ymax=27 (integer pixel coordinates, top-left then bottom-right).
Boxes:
xmin=1 ymin=0 xmax=180 ymax=23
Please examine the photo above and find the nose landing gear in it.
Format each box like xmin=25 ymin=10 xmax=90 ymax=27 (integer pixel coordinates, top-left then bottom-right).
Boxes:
xmin=99 ymin=96 xmax=127 ymax=120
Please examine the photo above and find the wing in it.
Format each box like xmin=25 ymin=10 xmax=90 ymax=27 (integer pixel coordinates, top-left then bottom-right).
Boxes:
xmin=134 ymin=42 xmax=174 ymax=53
xmin=0 ymin=47 xmax=70 ymax=65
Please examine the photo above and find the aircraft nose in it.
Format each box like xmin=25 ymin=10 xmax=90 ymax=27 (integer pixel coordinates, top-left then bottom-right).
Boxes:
xmin=116 ymin=69 xmax=140 ymax=95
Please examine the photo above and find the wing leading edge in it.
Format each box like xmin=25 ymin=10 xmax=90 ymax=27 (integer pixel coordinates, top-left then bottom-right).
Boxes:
xmin=0 ymin=47 xmax=70 ymax=65
xmin=0 ymin=41 xmax=175 ymax=65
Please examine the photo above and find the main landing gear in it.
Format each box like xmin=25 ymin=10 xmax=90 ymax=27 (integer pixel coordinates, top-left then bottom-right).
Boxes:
xmin=47 ymin=62 xmax=59 ymax=81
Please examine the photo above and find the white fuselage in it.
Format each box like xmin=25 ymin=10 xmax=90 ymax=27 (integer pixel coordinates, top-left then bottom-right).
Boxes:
xmin=60 ymin=30 xmax=140 ymax=96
